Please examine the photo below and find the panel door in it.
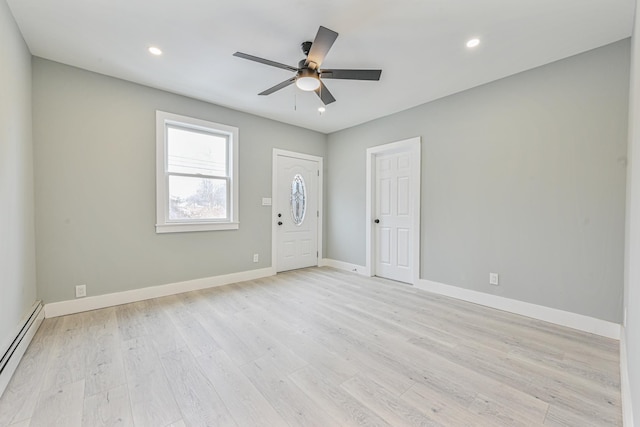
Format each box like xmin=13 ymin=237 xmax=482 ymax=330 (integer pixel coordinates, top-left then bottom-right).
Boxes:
xmin=375 ymin=151 xmax=413 ymax=283
xmin=276 ymin=155 xmax=319 ymax=272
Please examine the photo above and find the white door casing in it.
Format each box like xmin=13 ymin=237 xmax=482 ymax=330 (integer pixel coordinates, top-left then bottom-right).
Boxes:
xmin=272 ymin=150 xmax=322 ymax=273
xmin=366 ymin=137 xmax=421 ymax=283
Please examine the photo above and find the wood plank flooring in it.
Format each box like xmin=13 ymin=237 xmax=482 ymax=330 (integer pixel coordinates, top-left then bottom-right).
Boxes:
xmin=0 ymin=267 xmax=622 ymax=426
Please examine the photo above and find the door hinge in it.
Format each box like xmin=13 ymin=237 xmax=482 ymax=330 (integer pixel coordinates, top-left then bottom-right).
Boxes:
xmin=317 ymin=210 xmax=319 ymax=217
xmin=317 ymin=170 xmax=320 ymax=176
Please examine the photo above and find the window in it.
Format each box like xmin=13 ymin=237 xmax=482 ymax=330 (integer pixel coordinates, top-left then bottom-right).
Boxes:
xmin=156 ymin=111 xmax=238 ymax=233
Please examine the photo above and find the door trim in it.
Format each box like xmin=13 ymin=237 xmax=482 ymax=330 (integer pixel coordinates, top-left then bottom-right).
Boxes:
xmin=272 ymin=149 xmax=323 ymax=272
xmin=366 ymin=137 xmax=421 ymax=284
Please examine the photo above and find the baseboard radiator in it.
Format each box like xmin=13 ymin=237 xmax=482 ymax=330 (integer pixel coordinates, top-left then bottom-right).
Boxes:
xmin=0 ymin=301 xmax=44 ymax=398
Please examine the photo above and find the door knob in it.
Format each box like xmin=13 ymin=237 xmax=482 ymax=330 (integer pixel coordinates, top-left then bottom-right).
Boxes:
xmin=374 ymin=219 xmax=380 ymax=223
xmin=278 ymin=221 xmax=283 ymax=226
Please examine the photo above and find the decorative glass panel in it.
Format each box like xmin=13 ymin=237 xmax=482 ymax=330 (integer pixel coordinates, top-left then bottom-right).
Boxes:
xmin=290 ymin=174 xmax=306 ymax=225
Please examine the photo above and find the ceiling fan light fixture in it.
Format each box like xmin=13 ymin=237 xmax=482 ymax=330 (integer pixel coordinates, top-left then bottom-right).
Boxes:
xmin=234 ymin=25 xmax=381 ymax=106
xmin=296 ymin=68 xmax=320 ymax=91
xmin=296 ymin=76 xmax=320 ymax=91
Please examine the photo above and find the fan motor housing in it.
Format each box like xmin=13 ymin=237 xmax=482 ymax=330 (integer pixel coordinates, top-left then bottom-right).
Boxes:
xmin=298 ymin=67 xmax=318 ymax=79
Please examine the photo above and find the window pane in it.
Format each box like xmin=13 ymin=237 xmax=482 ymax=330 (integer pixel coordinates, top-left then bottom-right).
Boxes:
xmin=168 ymin=175 xmax=227 ymax=220
xmin=167 ymin=126 xmax=227 ymax=176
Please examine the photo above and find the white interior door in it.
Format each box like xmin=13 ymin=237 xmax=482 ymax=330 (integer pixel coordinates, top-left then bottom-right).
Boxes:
xmin=372 ymin=143 xmax=419 ymax=283
xmin=275 ymin=153 xmax=319 ymax=272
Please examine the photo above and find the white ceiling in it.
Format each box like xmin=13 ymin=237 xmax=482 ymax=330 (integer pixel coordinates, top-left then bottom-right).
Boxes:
xmin=7 ymin=0 xmax=635 ymax=134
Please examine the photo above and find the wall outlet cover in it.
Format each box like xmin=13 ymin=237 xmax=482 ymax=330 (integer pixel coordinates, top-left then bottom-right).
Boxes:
xmin=75 ymin=284 xmax=87 ymax=298
xmin=489 ymin=273 xmax=499 ymax=286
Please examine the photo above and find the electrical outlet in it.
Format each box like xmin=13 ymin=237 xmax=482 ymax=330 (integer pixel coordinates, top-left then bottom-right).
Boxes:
xmin=75 ymin=284 xmax=87 ymax=298
xmin=253 ymin=253 xmax=259 ymax=263
xmin=489 ymin=273 xmax=499 ymax=286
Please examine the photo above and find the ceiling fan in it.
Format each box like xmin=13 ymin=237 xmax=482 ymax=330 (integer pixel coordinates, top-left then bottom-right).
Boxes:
xmin=233 ymin=26 xmax=382 ymax=105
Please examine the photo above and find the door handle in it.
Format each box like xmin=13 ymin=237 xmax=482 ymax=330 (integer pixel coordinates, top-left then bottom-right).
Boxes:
xmin=374 ymin=219 xmax=380 ymax=223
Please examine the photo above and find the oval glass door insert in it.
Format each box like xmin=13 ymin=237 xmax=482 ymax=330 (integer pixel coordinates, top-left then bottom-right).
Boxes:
xmin=290 ymin=174 xmax=306 ymax=225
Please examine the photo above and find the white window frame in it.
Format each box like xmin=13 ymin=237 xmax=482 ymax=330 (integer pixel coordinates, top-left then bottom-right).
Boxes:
xmin=156 ymin=111 xmax=239 ymax=233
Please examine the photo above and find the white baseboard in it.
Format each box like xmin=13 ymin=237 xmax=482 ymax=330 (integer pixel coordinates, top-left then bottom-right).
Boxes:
xmin=44 ymin=267 xmax=276 ymax=318
xmin=44 ymin=261 xmax=621 ymax=340
xmin=416 ymin=279 xmax=620 ymax=339
xmin=322 ymin=260 xmax=619 ymax=339
xmin=320 ymin=258 xmax=369 ymax=276
xmin=620 ymin=329 xmax=635 ymax=426
xmin=0 ymin=302 xmax=44 ymax=398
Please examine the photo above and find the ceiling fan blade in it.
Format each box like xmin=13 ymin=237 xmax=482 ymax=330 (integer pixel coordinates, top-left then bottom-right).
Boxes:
xmin=233 ymin=52 xmax=298 ymax=72
xmin=315 ymin=81 xmax=336 ymax=105
xmin=320 ymin=69 xmax=382 ymax=81
xmin=305 ymin=26 xmax=338 ymax=69
xmin=258 ymin=77 xmax=296 ymax=95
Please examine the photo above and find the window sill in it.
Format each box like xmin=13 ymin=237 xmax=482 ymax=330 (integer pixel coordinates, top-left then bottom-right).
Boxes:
xmin=156 ymin=222 xmax=239 ymax=234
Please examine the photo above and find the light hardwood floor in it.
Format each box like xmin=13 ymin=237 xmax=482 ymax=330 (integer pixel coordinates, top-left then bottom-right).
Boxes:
xmin=0 ymin=267 xmax=622 ymax=426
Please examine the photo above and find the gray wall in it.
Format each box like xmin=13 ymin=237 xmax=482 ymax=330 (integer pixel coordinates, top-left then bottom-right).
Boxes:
xmin=0 ymin=0 xmax=37 ymax=353
xmin=32 ymin=58 xmax=326 ymax=304
xmin=327 ymin=40 xmax=630 ymax=323
xmin=624 ymin=4 xmax=640 ymax=422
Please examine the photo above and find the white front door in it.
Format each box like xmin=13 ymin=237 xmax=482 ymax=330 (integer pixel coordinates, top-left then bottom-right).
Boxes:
xmin=274 ymin=152 xmax=320 ymax=272
xmin=367 ymin=138 xmax=420 ymax=284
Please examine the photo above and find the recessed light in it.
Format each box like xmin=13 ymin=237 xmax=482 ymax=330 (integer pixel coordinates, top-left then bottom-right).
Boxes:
xmin=318 ymin=107 xmax=326 ymax=113
xmin=466 ymin=38 xmax=480 ymax=48
xmin=148 ymin=46 xmax=163 ymax=56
